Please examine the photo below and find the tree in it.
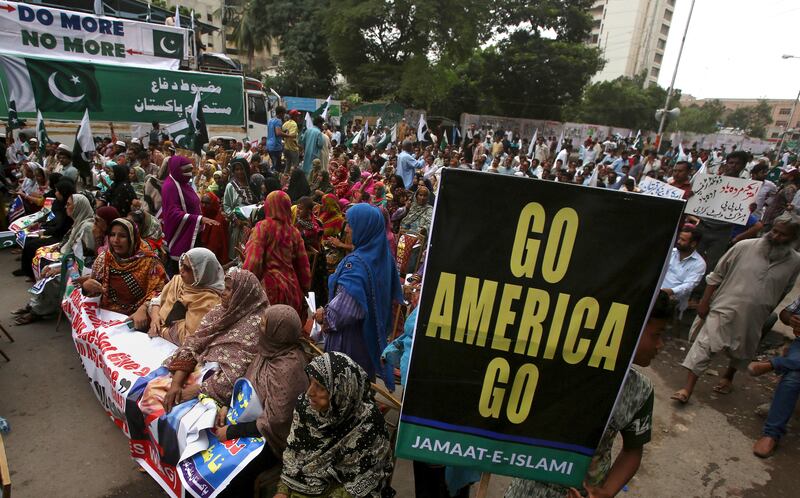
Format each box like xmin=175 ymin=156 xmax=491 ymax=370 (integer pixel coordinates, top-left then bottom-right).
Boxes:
xmin=238 ymin=0 xmax=336 ymax=95
xmin=672 ymin=100 xmax=724 ymax=134
xmin=565 ymin=75 xmax=672 ymax=131
xmin=723 ymin=99 xmax=772 ymax=138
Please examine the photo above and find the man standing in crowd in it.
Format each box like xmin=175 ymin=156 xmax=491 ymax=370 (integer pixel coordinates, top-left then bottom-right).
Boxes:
xmin=301 ymin=115 xmax=325 ymax=175
xmin=283 ymin=110 xmax=301 ymax=171
xmin=661 ymin=227 xmax=706 ymax=317
xmin=669 ymin=161 xmax=693 ymax=199
xmin=751 ymin=161 xmax=777 ymax=219
xmin=57 ymin=146 xmax=79 ymax=183
xmin=672 ymin=213 xmax=800 ymax=403
xmin=397 ymin=140 xmax=426 ymax=189
xmin=267 ymin=105 xmax=287 ymax=172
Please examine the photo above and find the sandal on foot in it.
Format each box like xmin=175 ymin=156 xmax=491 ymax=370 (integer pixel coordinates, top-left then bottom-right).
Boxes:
xmin=14 ymin=312 xmax=39 ymax=325
xmin=712 ymin=383 xmax=733 ymax=394
xmin=11 ymin=305 xmax=31 ymax=316
xmin=670 ymin=391 xmax=690 ymax=404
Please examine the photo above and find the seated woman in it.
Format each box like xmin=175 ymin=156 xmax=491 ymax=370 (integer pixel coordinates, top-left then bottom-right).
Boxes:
xmin=79 ymin=218 xmax=167 ymax=317
xmin=14 ymin=178 xmax=76 ymax=280
xmin=13 ymin=193 xmax=96 ymax=325
xmin=199 ymin=192 xmax=230 ymax=265
xmin=276 ymin=352 xmax=395 ymax=498
xmin=146 ymin=247 xmax=224 ymax=345
xmin=313 ymin=204 xmax=402 ymax=389
xmin=213 ymin=305 xmax=310 ymax=497
xmin=100 ymin=164 xmax=138 ymax=217
xmin=162 ymin=267 xmax=268 ymax=410
xmin=392 ymin=185 xmax=433 ymax=235
xmin=243 ymin=191 xmax=311 ymax=319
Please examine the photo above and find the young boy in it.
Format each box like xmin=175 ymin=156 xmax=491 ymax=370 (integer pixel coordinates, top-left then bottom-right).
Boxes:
xmin=505 ymin=291 xmax=669 ymax=498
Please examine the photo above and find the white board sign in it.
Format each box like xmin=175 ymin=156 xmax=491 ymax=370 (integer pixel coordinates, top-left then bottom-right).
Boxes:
xmin=685 ymin=173 xmax=762 ymax=225
xmin=638 ymin=177 xmax=686 ymax=200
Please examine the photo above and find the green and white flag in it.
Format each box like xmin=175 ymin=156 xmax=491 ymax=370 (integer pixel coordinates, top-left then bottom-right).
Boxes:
xmin=36 ymin=111 xmax=49 ymax=157
xmin=0 ymin=56 xmax=101 ymax=113
xmin=6 ymin=99 xmax=20 ymax=130
xmin=73 ymin=109 xmax=95 ymax=176
xmin=189 ymin=91 xmax=208 ymax=154
xmin=164 ymin=117 xmax=193 ymax=149
xmin=376 ymin=124 xmax=396 ymax=149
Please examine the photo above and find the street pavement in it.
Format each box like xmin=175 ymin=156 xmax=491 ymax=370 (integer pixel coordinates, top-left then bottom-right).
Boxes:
xmin=0 ymin=249 xmax=798 ymax=497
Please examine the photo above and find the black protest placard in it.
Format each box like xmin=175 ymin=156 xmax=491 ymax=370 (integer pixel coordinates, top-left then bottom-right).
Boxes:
xmin=396 ymin=169 xmax=684 ymax=486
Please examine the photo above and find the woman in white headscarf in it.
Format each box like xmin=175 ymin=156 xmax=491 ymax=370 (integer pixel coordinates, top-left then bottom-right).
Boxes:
xmin=144 ymin=247 xmax=225 ymax=345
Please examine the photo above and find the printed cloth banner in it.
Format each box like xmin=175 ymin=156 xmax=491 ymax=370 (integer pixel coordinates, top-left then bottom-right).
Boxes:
xmin=0 ymin=53 xmax=244 ymax=125
xmin=395 ymin=169 xmax=684 ymax=486
xmin=638 ymin=177 xmax=686 ymax=200
xmin=686 ymin=173 xmax=762 ymax=225
xmin=64 ymin=289 xmax=264 ymax=498
xmin=0 ymin=1 xmax=188 ymax=70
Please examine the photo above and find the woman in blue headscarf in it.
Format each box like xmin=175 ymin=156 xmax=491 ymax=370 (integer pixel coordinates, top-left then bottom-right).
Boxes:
xmin=313 ymin=203 xmax=403 ymax=390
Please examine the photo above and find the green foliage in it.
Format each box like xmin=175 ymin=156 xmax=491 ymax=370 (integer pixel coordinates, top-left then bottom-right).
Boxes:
xmin=722 ymin=99 xmax=772 ymax=138
xmin=672 ymin=99 xmax=724 ymax=133
xmin=566 ymin=75 xmax=674 ymax=130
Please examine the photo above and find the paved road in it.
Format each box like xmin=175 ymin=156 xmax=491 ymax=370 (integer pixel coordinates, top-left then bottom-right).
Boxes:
xmin=0 ymin=249 xmax=797 ymax=497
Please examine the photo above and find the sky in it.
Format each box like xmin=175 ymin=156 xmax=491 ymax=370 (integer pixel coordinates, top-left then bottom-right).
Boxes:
xmin=658 ymin=0 xmax=800 ymax=100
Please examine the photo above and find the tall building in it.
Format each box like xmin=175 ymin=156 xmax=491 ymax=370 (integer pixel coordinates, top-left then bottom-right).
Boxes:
xmin=588 ymin=0 xmax=676 ymax=87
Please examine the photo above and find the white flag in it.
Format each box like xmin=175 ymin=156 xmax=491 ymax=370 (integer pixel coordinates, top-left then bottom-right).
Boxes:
xmin=555 ymin=130 xmax=564 ymax=156
xmin=587 ymin=165 xmax=599 ymax=187
xmin=94 ymin=0 xmax=104 ymax=16
xmin=527 ymin=128 xmax=538 ymax=157
xmin=417 ymin=114 xmax=428 ymax=142
xmin=0 ymin=55 xmax=35 ymax=112
xmin=174 ymin=5 xmax=181 ymax=29
xmin=76 ymin=110 xmax=94 ymax=157
xmin=305 ymin=112 xmax=313 ymax=130
xmin=320 ymin=95 xmax=332 ymax=120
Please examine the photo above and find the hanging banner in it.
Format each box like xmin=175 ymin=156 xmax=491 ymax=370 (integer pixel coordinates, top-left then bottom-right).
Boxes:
xmin=395 ymin=169 xmax=684 ymax=486
xmin=0 ymin=53 xmax=244 ymax=125
xmin=0 ymin=1 xmax=188 ymax=70
xmin=686 ymin=173 xmax=762 ymax=225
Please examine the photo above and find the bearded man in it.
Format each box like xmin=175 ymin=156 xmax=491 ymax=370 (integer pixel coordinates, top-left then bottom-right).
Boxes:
xmin=672 ymin=212 xmax=800 ymax=403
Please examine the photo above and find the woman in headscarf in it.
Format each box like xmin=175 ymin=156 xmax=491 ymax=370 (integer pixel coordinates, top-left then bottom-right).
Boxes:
xmin=313 ymin=204 xmax=403 ymax=388
xmin=129 ymin=160 xmax=147 ymax=198
xmin=287 ymin=167 xmax=311 ymax=203
xmin=243 ymin=190 xmax=311 ymax=318
xmin=14 ymin=194 xmax=97 ymax=325
xmin=162 ymin=155 xmax=218 ymax=274
xmin=199 ymin=191 xmax=229 ymax=265
xmin=92 ymin=205 xmax=120 ymax=255
xmin=250 ymin=172 xmax=267 ymax=201
xmin=308 ymin=157 xmax=324 ymax=184
xmin=79 ymin=218 xmax=167 ymax=318
xmin=223 ymin=158 xmax=256 ymax=262
xmin=276 ymin=352 xmax=395 ymax=498
xmin=101 ymin=164 xmax=138 ymax=217
xmin=394 ymin=185 xmax=433 ymax=235
xmin=129 ymin=199 xmax=164 ymax=255
xmin=318 ymin=193 xmax=345 ymax=239
xmin=146 ymin=247 xmax=224 ymax=345
xmin=162 ymin=267 xmax=267 ymax=410
xmin=294 ymin=196 xmax=328 ymax=305
xmin=213 ymin=305 xmax=309 ymax=497
xmin=332 ymin=163 xmax=351 ymax=200
xmin=14 ymin=179 xmax=76 ymax=280
xmin=309 ymin=167 xmax=334 ymax=202
xmin=371 ymin=182 xmax=387 ymax=208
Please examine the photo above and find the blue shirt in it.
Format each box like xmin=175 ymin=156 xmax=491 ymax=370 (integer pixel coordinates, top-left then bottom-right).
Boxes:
xmin=397 ymin=151 xmax=425 ymax=188
xmin=266 ymin=117 xmax=283 ymax=152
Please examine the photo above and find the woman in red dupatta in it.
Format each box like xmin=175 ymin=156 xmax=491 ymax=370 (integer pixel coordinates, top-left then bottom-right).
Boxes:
xmin=243 ymin=191 xmax=311 ymax=318
xmin=318 ymin=193 xmax=345 ymax=239
xmin=199 ymin=191 xmax=229 ymax=265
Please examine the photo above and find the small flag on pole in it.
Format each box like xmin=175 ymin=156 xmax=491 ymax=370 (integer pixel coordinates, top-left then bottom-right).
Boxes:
xmin=36 ymin=110 xmax=49 ymax=161
xmin=94 ymin=0 xmax=104 ymax=16
xmin=527 ymin=128 xmax=538 ymax=157
xmin=73 ymin=109 xmax=95 ymax=176
xmin=174 ymin=5 xmax=181 ymax=29
xmin=320 ymin=95 xmax=332 ymax=120
xmin=305 ymin=112 xmax=314 ymax=131
xmin=189 ymin=92 xmax=208 ymax=154
xmin=417 ymin=114 xmax=429 ymax=143
xmin=451 ymin=126 xmax=461 ymax=146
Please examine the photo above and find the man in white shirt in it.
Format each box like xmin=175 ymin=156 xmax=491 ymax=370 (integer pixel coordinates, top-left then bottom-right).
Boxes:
xmin=751 ymin=162 xmax=776 ymax=219
xmin=661 ymin=227 xmax=707 ymax=316
xmin=534 ymin=137 xmax=550 ymax=163
xmin=554 ymin=143 xmax=570 ymax=170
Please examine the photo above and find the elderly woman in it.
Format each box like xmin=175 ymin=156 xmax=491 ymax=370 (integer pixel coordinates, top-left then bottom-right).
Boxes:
xmin=163 ymin=267 xmax=268 ymax=410
xmin=79 ymin=218 xmax=167 ymax=317
xmin=314 ymin=204 xmax=403 ymax=389
xmin=393 ymin=185 xmax=433 ymax=234
xmin=146 ymin=247 xmax=224 ymax=345
xmin=213 ymin=305 xmax=309 ymax=497
xmin=243 ymin=190 xmax=311 ymax=318
xmin=275 ymin=352 xmax=395 ymax=498
xmin=13 ymin=194 xmax=97 ymax=325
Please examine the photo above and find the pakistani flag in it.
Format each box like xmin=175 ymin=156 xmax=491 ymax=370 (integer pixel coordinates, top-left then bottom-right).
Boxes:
xmin=36 ymin=111 xmax=49 ymax=160
xmin=73 ymin=109 xmax=95 ymax=176
xmin=417 ymin=114 xmax=429 ymax=143
xmin=189 ymin=91 xmax=208 ymax=155
xmin=0 ymin=57 xmax=102 ymax=113
xmin=319 ymin=95 xmax=332 ymax=120
xmin=153 ymin=30 xmax=184 ymax=60
xmin=6 ymin=100 xmax=20 ymax=130
xmin=376 ymin=124 xmax=396 ymax=149
xmin=164 ymin=117 xmax=192 ymax=149
xmin=440 ymin=128 xmax=449 ymax=151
